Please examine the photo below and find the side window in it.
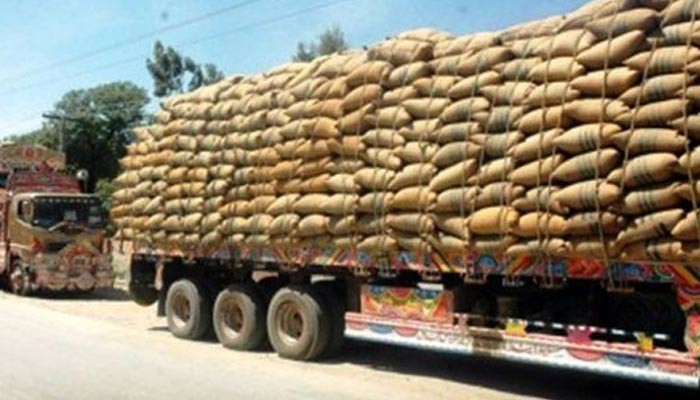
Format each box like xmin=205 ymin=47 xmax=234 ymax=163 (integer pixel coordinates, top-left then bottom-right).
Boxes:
xmin=18 ymin=200 xmax=33 ymax=223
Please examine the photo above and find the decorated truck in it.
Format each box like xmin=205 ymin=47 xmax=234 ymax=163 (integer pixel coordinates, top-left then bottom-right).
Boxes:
xmin=113 ymin=0 xmax=700 ymax=389
xmin=0 ymin=143 xmax=113 ymax=294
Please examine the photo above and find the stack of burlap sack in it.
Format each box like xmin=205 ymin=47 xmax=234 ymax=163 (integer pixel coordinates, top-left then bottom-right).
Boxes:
xmin=112 ymin=0 xmax=700 ymax=263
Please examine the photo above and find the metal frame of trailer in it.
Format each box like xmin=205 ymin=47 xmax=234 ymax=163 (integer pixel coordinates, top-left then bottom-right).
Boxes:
xmin=114 ymin=239 xmax=700 ymax=388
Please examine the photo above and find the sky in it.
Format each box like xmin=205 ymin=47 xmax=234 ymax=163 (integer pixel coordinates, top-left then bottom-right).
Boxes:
xmin=0 ymin=0 xmax=589 ymax=138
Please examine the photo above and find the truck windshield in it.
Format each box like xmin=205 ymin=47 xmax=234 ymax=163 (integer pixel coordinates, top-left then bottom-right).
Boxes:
xmin=30 ymin=197 xmax=105 ymax=230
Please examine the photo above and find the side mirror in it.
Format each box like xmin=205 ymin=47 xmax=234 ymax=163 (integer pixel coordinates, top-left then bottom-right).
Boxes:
xmin=19 ymin=200 xmax=33 ymax=223
xmin=76 ymin=169 xmax=89 ymax=182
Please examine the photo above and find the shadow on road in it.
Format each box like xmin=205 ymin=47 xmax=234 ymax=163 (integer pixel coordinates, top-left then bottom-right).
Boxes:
xmin=37 ymin=287 xmax=131 ymax=302
xmin=327 ymin=340 xmax=698 ymax=400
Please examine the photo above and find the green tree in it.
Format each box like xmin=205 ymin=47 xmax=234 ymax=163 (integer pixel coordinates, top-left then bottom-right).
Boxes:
xmin=293 ymin=25 xmax=349 ymax=62
xmin=14 ymin=81 xmax=149 ymax=191
xmin=147 ymin=41 xmax=225 ymax=97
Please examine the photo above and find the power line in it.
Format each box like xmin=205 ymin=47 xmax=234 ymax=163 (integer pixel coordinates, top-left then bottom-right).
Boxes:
xmin=0 ymin=0 xmax=264 ymax=86
xmin=0 ymin=0 xmax=357 ymax=98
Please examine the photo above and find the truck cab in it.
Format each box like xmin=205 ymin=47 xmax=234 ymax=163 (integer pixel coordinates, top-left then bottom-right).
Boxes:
xmin=0 ymin=143 xmax=113 ymax=294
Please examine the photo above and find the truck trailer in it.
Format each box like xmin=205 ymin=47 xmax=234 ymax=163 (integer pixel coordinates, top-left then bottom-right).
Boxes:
xmin=113 ymin=0 xmax=700 ymax=388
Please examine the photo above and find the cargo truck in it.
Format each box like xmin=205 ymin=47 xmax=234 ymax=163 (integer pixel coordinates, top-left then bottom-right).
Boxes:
xmin=114 ymin=0 xmax=700 ymax=389
xmin=0 ymin=143 xmax=113 ymax=294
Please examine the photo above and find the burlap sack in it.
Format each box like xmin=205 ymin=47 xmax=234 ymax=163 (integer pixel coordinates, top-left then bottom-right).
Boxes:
xmin=564 ymin=99 xmax=630 ymax=123
xmin=203 ymin=197 xmax=224 ymax=214
xmin=512 ymin=186 xmax=569 ymax=215
xmin=621 ymin=240 xmax=684 ymax=262
xmin=619 ymin=183 xmax=681 ymax=215
xmin=402 ymin=98 xmax=451 ymax=119
xmin=354 ymin=168 xmax=396 ymax=190
xmin=381 ymin=87 xmax=419 ymax=107
xmin=468 ymin=158 xmax=516 ymax=186
xmin=413 ymin=76 xmax=460 ymax=97
xmin=394 ymin=232 xmax=432 ymax=253
xmin=338 ymin=104 xmax=375 ymax=135
xmin=472 ymin=182 xmax=525 ymax=209
xmin=357 ymin=215 xmax=389 ymax=235
xmin=362 ymin=129 xmax=405 ymax=148
xmin=390 ymin=163 xmax=437 ymax=190
xmin=328 ymin=215 xmax=356 ymax=236
xmin=431 ymin=160 xmax=478 ymax=194
xmin=470 ymin=132 xmax=523 ymax=159
xmin=358 ymin=192 xmax=394 ymax=213
xmin=619 ymin=73 xmax=691 ymax=105
xmin=447 ymin=71 xmax=501 ymax=99
xmin=679 ymin=147 xmax=700 ymax=173
xmin=659 ymin=21 xmax=700 ymax=47
xmin=434 ymin=187 xmax=478 ymax=213
xmin=297 ymin=214 xmax=330 ymax=237
xmin=327 ymin=159 xmax=365 ymax=174
xmin=321 ymin=194 xmax=359 ymax=215
xmin=313 ymin=99 xmax=344 ymax=119
xmin=567 ymin=211 xmax=626 ymax=236
xmin=387 ymin=213 xmax=434 ymax=234
xmin=479 ymin=82 xmax=535 ymax=106
xmin=362 ymin=148 xmax=402 ymax=170
xmin=611 ymin=128 xmax=687 ymax=155
xmin=399 ymin=119 xmax=442 ymax=142
xmin=345 ymin=61 xmax=393 ymax=88
xmin=433 ymin=35 xmax=473 ymax=58
xmin=434 ymin=214 xmax=469 ymax=239
xmin=293 ymin=139 xmax=332 ymax=159
xmin=509 ymin=154 xmax=565 ymax=186
xmin=508 ymin=128 xmax=562 ymax=162
xmin=327 ymin=174 xmax=360 ymax=193
xmin=265 ymin=194 xmax=300 ymax=215
xmin=671 ymin=212 xmax=700 ymax=241
xmin=357 ymin=235 xmax=398 ymax=253
xmin=432 ymin=142 xmax=481 ymax=167
xmin=505 ymin=238 xmax=571 ymax=258
xmin=144 ymin=214 xmax=166 ymax=230
xmin=610 ymin=152 xmax=679 ymax=189
xmin=162 ymin=215 xmax=184 ymax=232
xmin=439 ymin=97 xmax=491 ymax=123
xmin=525 ymin=82 xmax=581 ymax=107
xmin=297 ymin=157 xmax=331 ymax=178
xmin=519 ymin=106 xmax=572 ymax=134
xmin=392 ymin=186 xmax=436 ymax=211
xmin=385 ymin=62 xmax=431 ymax=88
xmin=552 ymin=180 xmax=621 ymax=210
xmin=454 ymin=47 xmax=513 ymax=77
xmin=473 ymin=106 xmax=525 ymax=132
xmin=269 ymin=214 xmax=301 ymax=235
xmin=311 ymin=76 xmax=350 ymax=99
xmin=468 ymin=207 xmax=519 ymax=235
xmin=586 ymin=8 xmax=658 ymax=39
xmin=571 ymin=67 xmax=639 ymax=97
xmin=469 ymin=233 xmax=522 ymax=254
xmin=551 ymin=123 xmax=620 ymax=154
xmin=434 ymin=122 xmax=482 ymax=144
xmin=429 ymin=234 xmax=467 ymax=253
xmin=551 ymin=149 xmax=620 ymax=183
xmin=624 ymin=46 xmax=700 ymax=76
xmin=528 ymin=57 xmax=586 ymax=83
xmin=494 ymin=57 xmax=542 ymax=81
xmin=616 ymin=208 xmax=683 ymax=248
xmin=533 ymin=29 xmax=597 ymax=57
xmin=368 ymin=39 xmax=433 ymax=66
xmin=394 ymin=142 xmax=440 ymax=163
xmin=342 ymin=84 xmax=383 ymax=112
xmin=367 ymin=106 xmax=413 ymax=129
xmin=576 ymin=30 xmax=646 ymax=69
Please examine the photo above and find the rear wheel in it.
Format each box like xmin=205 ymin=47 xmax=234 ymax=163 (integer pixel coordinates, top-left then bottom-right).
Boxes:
xmin=267 ymin=285 xmax=331 ymax=361
xmin=165 ymin=278 xmax=211 ymax=340
xmin=213 ymin=284 xmax=267 ymax=351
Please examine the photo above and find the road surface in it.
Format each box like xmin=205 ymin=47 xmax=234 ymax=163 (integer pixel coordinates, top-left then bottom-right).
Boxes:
xmin=0 ymin=288 xmax=696 ymax=400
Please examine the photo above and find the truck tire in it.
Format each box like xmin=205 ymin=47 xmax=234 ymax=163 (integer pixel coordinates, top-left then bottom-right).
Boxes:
xmin=165 ymin=279 xmax=212 ymax=340
xmin=9 ymin=259 xmax=32 ymax=296
xmin=266 ymin=285 xmax=331 ymax=361
xmin=213 ymin=284 xmax=266 ymax=351
xmin=315 ymin=281 xmax=346 ymax=358
xmin=128 ymin=282 xmax=159 ymax=306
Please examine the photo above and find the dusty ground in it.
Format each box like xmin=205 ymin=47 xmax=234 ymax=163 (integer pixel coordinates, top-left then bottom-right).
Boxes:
xmin=0 ymin=285 xmax=697 ymax=400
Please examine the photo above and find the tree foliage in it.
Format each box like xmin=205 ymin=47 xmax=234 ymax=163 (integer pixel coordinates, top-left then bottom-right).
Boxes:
xmin=147 ymin=41 xmax=225 ymax=97
xmin=11 ymin=81 xmax=149 ymax=191
xmin=293 ymin=25 xmax=349 ymax=62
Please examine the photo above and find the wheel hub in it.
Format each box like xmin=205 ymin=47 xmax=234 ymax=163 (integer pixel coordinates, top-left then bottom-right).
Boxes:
xmin=277 ymin=301 xmax=305 ymax=345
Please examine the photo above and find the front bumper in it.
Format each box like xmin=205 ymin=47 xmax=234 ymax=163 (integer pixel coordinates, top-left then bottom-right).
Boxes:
xmin=32 ymin=253 xmax=114 ymax=291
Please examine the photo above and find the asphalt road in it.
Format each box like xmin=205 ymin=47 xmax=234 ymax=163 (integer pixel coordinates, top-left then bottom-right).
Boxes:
xmin=0 ymin=289 xmax=697 ymax=400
